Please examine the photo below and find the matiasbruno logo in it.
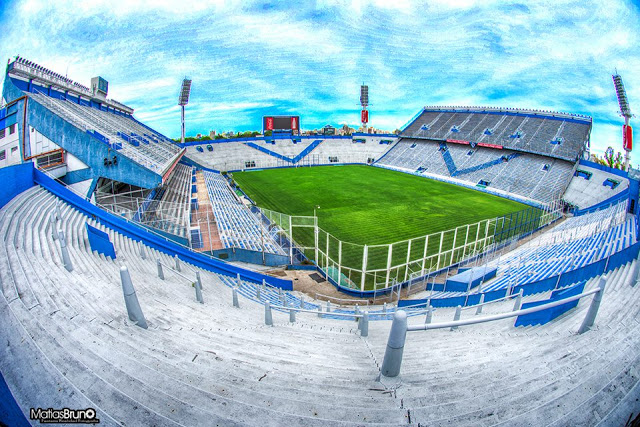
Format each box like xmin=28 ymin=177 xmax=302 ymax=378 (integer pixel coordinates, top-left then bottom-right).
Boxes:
xmin=29 ymin=407 xmax=100 ymax=424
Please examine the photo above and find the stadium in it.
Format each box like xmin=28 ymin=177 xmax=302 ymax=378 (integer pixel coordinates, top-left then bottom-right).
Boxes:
xmin=0 ymin=49 xmax=639 ymax=426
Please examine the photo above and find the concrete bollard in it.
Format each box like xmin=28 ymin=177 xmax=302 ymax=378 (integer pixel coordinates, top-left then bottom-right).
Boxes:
xmin=317 ymin=306 xmax=322 ymax=318
xmin=450 ymin=305 xmax=462 ymax=331
xmin=265 ymin=301 xmax=273 ymax=326
xmin=256 ymin=285 xmax=261 ymax=300
xmin=195 ymin=277 xmax=204 ymax=304
xmin=326 ymin=301 xmax=331 ymax=312
xmin=196 ymin=271 xmax=203 ymax=290
xmin=174 ymin=255 xmax=181 ymax=272
xmin=58 ymin=230 xmax=74 ymax=272
xmin=232 ymin=288 xmax=239 ymax=308
xmin=55 ymin=200 xmax=62 ymax=220
xmin=282 ymin=295 xmax=288 ymax=307
xmin=355 ymin=304 xmax=360 ymax=315
xmin=425 ymin=305 xmax=433 ymax=324
xmin=50 ymin=213 xmax=58 ymax=240
xmin=380 ymin=310 xmax=407 ymax=377
xmin=157 ymin=258 xmax=164 ymax=280
xmin=383 ymin=302 xmax=387 ymax=314
xmin=236 ymin=273 xmax=242 ymax=288
xmin=476 ymin=293 xmax=485 ymax=315
xmin=579 ymin=275 xmax=607 ymax=334
xmin=512 ymin=289 xmax=523 ymax=312
xmin=361 ymin=312 xmax=369 ymax=337
xmin=262 ymin=279 xmax=266 ymax=293
xmin=278 ymin=287 xmax=283 ymax=297
xmin=120 ymin=266 xmax=148 ymax=329
xmin=140 ymin=243 xmax=146 ymax=260
xmin=299 ymin=295 xmax=304 ymax=309
xmin=289 ymin=308 xmax=296 ymax=323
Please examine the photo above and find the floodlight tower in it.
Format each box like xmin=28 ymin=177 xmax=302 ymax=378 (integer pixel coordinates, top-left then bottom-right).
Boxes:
xmin=178 ymin=78 xmax=192 ymax=144
xmin=612 ymin=73 xmax=633 ymax=170
xmin=360 ymin=84 xmax=369 ymax=131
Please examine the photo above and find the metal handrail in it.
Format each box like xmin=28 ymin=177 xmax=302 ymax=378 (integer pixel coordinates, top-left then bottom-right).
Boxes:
xmin=407 ymin=287 xmax=600 ymax=331
xmin=157 ymin=260 xmax=194 ymax=283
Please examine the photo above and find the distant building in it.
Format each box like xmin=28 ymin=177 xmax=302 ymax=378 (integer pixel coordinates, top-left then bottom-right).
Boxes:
xmin=209 ymin=130 xmax=216 ymax=139
xmin=323 ymin=125 xmax=336 ymax=136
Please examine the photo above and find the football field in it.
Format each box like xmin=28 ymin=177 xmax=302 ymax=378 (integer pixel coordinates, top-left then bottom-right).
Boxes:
xmin=233 ymin=164 xmax=529 ymax=246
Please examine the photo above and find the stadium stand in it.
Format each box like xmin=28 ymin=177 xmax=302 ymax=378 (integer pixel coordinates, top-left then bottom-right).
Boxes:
xmin=402 ymin=107 xmax=591 ymax=162
xmin=202 ymin=171 xmax=286 ymax=254
xmin=563 ymin=162 xmax=631 ymax=210
xmin=28 ymin=91 xmax=182 ymax=176
xmin=185 ymin=136 xmax=393 ymax=171
xmin=377 ymin=139 xmax=574 ymax=204
xmin=1 ymin=182 xmax=639 ymax=425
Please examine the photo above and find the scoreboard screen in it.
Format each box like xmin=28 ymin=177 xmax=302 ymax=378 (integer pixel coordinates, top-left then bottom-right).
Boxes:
xmin=263 ymin=116 xmax=300 ymax=133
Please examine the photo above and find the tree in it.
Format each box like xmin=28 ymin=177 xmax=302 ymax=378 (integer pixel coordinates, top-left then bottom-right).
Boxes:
xmin=591 ymin=147 xmax=625 ymax=170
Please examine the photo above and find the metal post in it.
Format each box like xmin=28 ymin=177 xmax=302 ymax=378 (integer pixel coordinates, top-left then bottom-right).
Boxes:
xmin=140 ymin=243 xmax=146 ymax=260
xmin=196 ymin=271 xmax=203 ymax=290
xmin=236 ymin=273 xmax=242 ymax=288
xmin=317 ymin=306 xmax=322 ymax=318
xmin=265 ymin=301 xmax=273 ymax=326
xmin=195 ymin=278 xmax=204 ymax=304
xmin=383 ymin=302 xmax=387 ymax=314
xmin=299 ymin=295 xmax=304 ymax=309
xmin=578 ymin=276 xmax=607 ymax=334
xmin=289 ymin=308 xmax=296 ymax=323
xmin=450 ymin=305 xmax=462 ymax=331
xmin=256 ymin=285 xmax=261 ymax=300
xmin=157 ymin=258 xmax=164 ymax=280
xmin=174 ymin=255 xmax=181 ymax=272
xmin=380 ymin=310 xmax=407 ymax=378
xmin=232 ymin=288 xmax=239 ymax=308
xmin=361 ymin=245 xmax=368 ymax=292
xmin=326 ymin=301 xmax=331 ymax=312
xmin=361 ymin=312 xmax=369 ymax=337
xmin=512 ymin=289 xmax=523 ymax=311
xmin=476 ymin=293 xmax=485 ymax=315
xmin=120 ymin=266 xmax=148 ymax=329
xmin=55 ymin=229 xmax=74 ymax=272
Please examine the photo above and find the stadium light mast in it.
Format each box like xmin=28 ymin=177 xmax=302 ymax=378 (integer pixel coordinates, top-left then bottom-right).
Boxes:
xmin=360 ymin=84 xmax=369 ymax=132
xmin=612 ymin=73 xmax=634 ymax=170
xmin=178 ymin=78 xmax=192 ymax=144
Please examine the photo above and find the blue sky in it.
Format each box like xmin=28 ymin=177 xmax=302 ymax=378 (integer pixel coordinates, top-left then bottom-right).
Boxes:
xmin=1 ymin=0 xmax=639 ymax=164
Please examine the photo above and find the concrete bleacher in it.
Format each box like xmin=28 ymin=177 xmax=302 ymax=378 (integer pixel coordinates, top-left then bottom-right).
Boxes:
xmin=377 ymin=139 xmax=574 ymax=204
xmin=563 ymin=163 xmax=631 ymax=210
xmin=402 ymin=107 xmax=591 ymax=162
xmin=135 ymin=163 xmax=193 ymax=239
xmin=202 ymin=171 xmax=286 ymax=255
xmin=29 ymin=91 xmax=182 ymax=175
xmin=1 ymin=185 xmax=639 ymax=425
xmin=185 ymin=137 xmax=393 ymax=171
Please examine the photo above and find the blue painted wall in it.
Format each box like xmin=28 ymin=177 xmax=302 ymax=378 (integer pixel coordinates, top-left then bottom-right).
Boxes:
xmin=0 ymin=163 xmax=34 ymax=208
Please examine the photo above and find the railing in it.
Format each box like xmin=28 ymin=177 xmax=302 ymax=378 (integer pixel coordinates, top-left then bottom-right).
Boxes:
xmin=379 ymin=276 xmax=607 ymax=377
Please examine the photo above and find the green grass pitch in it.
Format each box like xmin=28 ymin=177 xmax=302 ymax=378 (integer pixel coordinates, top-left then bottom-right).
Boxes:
xmin=233 ymin=165 xmax=535 ymax=288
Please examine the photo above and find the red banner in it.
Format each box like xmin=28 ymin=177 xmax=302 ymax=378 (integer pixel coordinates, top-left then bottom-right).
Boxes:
xmin=290 ymin=116 xmax=298 ymax=130
xmin=361 ymin=109 xmax=368 ymax=124
xmin=265 ymin=117 xmax=274 ymax=131
xmin=623 ymin=124 xmax=633 ymax=151
xmin=446 ymin=139 xmax=470 ymax=145
xmin=477 ymin=142 xmax=503 ymax=149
